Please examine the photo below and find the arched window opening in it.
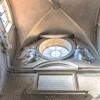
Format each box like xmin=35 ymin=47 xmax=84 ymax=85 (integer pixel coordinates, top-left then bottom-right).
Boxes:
xmin=0 ymin=0 xmax=12 ymax=33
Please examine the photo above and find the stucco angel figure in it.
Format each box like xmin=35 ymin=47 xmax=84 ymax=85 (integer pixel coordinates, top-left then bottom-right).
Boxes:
xmin=82 ymin=48 xmax=95 ymax=61
xmin=18 ymin=47 xmax=39 ymax=64
xmin=74 ymin=45 xmax=95 ymax=64
xmin=74 ymin=45 xmax=83 ymax=61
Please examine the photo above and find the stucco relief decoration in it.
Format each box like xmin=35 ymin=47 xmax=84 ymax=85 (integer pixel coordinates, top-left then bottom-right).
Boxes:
xmin=0 ymin=30 xmax=12 ymax=54
xmin=74 ymin=45 xmax=95 ymax=64
xmin=91 ymin=94 xmax=100 ymax=100
xmin=18 ymin=47 xmax=39 ymax=64
xmin=52 ymin=1 xmax=61 ymax=10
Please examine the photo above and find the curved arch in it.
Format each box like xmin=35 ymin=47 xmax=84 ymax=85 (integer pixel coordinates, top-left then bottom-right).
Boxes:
xmin=33 ymin=61 xmax=78 ymax=70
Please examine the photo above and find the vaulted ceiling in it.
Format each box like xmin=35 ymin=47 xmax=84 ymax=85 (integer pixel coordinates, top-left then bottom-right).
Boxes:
xmin=9 ymin=0 xmax=100 ymax=53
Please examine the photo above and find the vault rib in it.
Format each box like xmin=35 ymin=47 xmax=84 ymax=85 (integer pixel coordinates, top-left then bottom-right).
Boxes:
xmin=48 ymin=0 xmax=53 ymax=3
xmin=48 ymin=0 xmax=61 ymax=3
xmin=60 ymin=9 xmax=99 ymax=57
xmin=21 ymin=9 xmax=53 ymax=46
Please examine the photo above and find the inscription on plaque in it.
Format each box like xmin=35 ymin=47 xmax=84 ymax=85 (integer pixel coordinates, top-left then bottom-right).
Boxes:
xmin=38 ymin=75 xmax=74 ymax=90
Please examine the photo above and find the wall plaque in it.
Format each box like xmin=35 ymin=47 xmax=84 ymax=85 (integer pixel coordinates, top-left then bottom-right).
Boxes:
xmin=37 ymin=75 xmax=75 ymax=90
